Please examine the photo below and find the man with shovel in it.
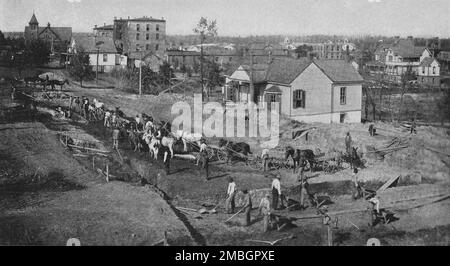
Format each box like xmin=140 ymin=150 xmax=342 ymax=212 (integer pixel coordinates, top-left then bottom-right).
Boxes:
xmin=242 ymin=189 xmax=252 ymax=226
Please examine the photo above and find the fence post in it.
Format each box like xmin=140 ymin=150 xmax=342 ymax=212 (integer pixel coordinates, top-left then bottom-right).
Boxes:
xmin=106 ymin=164 xmax=109 ymax=183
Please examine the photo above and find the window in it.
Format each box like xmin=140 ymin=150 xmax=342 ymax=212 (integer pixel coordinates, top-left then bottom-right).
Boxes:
xmin=146 ymin=24 xmax=150 ymax=31
xmin=340 ymin=87 xmax=347 ymax=105
xmin=136 ymin=33 xmax=140 ymax=40
xmin=422 ymin=67 xmax=425 ymax=74
xmin=215 ymin=57 xmax=219 ymax=62
xmin=269 ymin=94 xmax=277 ymax=103
xmin=146 ymin=33 xmax=150 ymax=40
xmin=146 ymin=44 xmax=150 ymax=50
xmin=229 ymin=57 xmax=232 ymax=62
xmin=432 ymin=66 xmax=436 ymax=74
xmin=103 ymin=54 xmax=108 ymax=62
xmin=293 ymin=90 xmax=305 ymax=108
xmin=136 ymin=44 xmax=140 ymax=51
xmin=156 ymin=24 xmax=160 ymax=31
xmin=388 ymin=55 xmax=393 ymax=62
xmin=136 ymin=24 xmax=140 ymax=31
xmin=156 ymin=33 xmax=159 ymax=40
xmin=155 ymin=44 xmax=159 ymax=51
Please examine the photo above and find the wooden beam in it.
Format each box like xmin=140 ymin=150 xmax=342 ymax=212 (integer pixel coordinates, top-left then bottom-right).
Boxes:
xmin=67 ymin=144 xmax=110 ymax=153
xmin=378 ymin=175 xmax=401 ymax=191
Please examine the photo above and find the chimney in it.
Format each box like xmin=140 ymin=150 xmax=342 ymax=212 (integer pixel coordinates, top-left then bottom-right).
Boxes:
xmin=95 ymin=24 xmax=97 ymax=29
xmin=104 ymin=23 xmax=106 ymax=26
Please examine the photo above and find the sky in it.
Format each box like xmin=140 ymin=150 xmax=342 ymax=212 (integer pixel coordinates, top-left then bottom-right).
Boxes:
xmin=1 ymin=0 xmax=449 ymax=37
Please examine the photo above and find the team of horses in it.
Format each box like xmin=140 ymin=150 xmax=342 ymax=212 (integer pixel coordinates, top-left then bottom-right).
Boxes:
xmin=23 ymin=76 xmax=70 ymax=91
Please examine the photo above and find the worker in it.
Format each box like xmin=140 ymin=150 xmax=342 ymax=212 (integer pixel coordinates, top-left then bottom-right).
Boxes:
xmin=271 ymin=174 xmax=282 ymax=210
xmin=320 ymin=206 xmax=333 ymax=246
xmin=104 ymin=110 xmax=111 ymax=127
xmin=368 ymin=124 xmax=376 ymax=136
xmin=196 ymin=138 xmax=208 ymax=165
xmin=368 ymin=195 xmax=381 ymax=227
xmin=261 ymin=148 xmax=270 ymax=172
xmin=299 ymin=170 xmax=309 ymax=209
xmin=352 ymin=168 xmax=363 ymax=200
xmin=226 ymin=177 xmax=236 ymax=214
xmin=112 ymin=126 xmax=120 ymax=149
xmin=410 ymin=118 xmax=417 ymax=134
xmin=258 ymin=193 xmax=272 ymax=233
xmin=345 ymin=132 xmax=352 ymax=155
xmin=201 ymin=150 xmax=209 ymax=180
xmin=242 ymin=189 xmax=252 ymax=226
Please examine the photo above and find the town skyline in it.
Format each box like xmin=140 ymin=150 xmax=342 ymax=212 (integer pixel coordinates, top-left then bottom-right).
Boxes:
xmin=1 ymin=0 xmax=450 ymax=38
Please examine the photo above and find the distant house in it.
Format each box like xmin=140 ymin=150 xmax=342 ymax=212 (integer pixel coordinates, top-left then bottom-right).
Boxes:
xmin=93 ymin=24 xmax=114 ymax=37
xmin=418 ymin=56 xmax=440 ymax=87
xmin=384 ymin=38 xmax=426 ymax=83
xmin=24 ymin=13 xmax=72 ymax=52
xmin=225 ymin=58 xmax=364 ymax=123
xmin=128 ymin=51 xmax=164 ymax=73
xmin=437 ymin=51 xmax=450 ymax=75
xmin=69 ymin=35 xmax=126 ymax=73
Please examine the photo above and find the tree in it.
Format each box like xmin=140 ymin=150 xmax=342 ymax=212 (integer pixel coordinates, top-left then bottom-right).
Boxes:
xmin=295 ymin=44 xmax=313 ymax=58
xmin=0 ymin=31 xmax=5 ymax=45
xmin=397 ymin=70 xmax=416 ymax=121
xmin=25 ymin=39 xmax=51 ymax=66
xmin=193 ymin=17 xmax=218 ymax=100
xmin=204 ymin=60 xmax=222 ymax=92
xmin=159 ymin=61 xmax=175 ymax=87
xmin=69 ymin=48 xmax=93 ymax=87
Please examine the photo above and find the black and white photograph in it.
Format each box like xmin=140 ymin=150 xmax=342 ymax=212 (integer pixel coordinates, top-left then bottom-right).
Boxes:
xmin=0 ymin=0 xmax=449 ymax=251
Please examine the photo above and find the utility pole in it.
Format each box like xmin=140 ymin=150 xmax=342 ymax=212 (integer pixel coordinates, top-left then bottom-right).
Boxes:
xmin=139 ymin=51 xmax=142 ymax=96
xmin=96 ymin=47 xmax=99 ymax=86
xmin=249 ymin=50 xmax=254 ymax=103
xmin=200 ymin=34 xmax=205 ymax=101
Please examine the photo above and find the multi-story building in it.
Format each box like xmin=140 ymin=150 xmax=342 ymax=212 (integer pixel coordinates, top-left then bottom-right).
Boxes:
xmin=113 ymin=16 xmax=166 ymax=58
xmin=93 ymin=24 xmax=114 ymax=37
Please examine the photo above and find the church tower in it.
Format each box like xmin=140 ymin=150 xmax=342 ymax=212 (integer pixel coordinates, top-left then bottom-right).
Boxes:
xmin=28 ymin=12 xmax=39 ymax=40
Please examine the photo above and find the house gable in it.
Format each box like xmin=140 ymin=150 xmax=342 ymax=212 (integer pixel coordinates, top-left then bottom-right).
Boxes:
xmin=229 ymin=66 xmax=251 ymax=82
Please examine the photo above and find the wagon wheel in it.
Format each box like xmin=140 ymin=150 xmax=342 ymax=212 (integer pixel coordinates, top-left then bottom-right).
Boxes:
xmin=217 ymin=149 xmax=228 ymax=162
xmin=247 ymin=156 xmax=262 ymax=170
xmin=206 ymin=147 xmax=216 ymax=160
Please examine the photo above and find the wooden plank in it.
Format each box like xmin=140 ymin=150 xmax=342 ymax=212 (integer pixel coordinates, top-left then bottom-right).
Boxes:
xmin=378 ymin=175 xmax=401 ymax=191
xmin=67 ymin=144 xmax=110 ymax=153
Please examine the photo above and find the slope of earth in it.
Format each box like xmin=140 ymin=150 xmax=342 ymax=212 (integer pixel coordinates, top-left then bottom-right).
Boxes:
xmin=0 ymin=122 xmax=194 ymax=245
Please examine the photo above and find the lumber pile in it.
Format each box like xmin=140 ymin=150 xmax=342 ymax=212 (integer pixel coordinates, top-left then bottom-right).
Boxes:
xmin=366 ymin=135 xmax=410 ymax=160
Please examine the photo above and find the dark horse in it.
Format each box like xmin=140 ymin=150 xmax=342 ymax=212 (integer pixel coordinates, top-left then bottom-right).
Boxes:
xmin=285 ymin=146 xmax=315 ymax=173
xmin=218 ymin=139 xmax=252 ymax=164
xmin=344 ymin=146 xmax=365 ymax=169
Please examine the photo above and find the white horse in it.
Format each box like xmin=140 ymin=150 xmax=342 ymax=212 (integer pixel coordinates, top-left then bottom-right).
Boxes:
xmin=142 ymin=133 xmax=159 ymax=159
xmin=93 ymin=98 xmax=104 ymax=109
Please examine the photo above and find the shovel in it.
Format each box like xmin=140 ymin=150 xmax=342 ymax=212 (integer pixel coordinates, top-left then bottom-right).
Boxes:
xmin=209 ymin=198 xmax=226 ymax=214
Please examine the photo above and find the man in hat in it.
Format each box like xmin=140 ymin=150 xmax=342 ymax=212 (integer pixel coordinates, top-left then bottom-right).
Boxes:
xmin=258 ymin=193 xmax=272 ymax=233
xmin=196 ymin=138 xmax=208 ymax=165
xmin=299 ymin=168 xmax=310 ymax=209
xmin=242 ymin=189 xmax=252 ymax=226
xmin=345 ymin=132 xmax=352 ymax=155
xmin=226 ymin=177 xmax=236 ymax=214
xmin=319 ymin=205 xmax=333 ymax=246
xmin=410 ymin=118 xmax=417 ymax=134
xmin=352 ymin=168 xmax=364 ymax=200
xmin=271 ymin=174 xmax=282 ymax=210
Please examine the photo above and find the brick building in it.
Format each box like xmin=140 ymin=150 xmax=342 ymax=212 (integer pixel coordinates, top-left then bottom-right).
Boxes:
xmin=113 ymin=16 xmax=166 ymax=58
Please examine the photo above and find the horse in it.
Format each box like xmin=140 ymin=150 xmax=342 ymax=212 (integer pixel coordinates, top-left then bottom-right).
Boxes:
xmin=143 ymin=132 xmax=159 ymax=158
xmin=285 ymin=146 xmax=315 ymax=173
xmin=344 ymin=146 xmax=364 ymax=169
xmin=126 ymin=122 xmax=144 ymax=152
xmin=218 ymin=139 xmax=252 ymax=164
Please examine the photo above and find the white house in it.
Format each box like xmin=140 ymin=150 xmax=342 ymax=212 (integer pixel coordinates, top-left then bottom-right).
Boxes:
xmin=225 ymin=57 xmax=364 ymax=123
xmin=69 ymin=36 xmax=126 ymax=73
xmin=418 ymin=55 xmax=440 ymax=87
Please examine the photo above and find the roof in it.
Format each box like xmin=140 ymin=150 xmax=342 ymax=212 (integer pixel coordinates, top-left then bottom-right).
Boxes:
xmin=266 ymin=57 xmax=311 ymax=84
xmin=114 ymin=17 xmax=165 ymax=22
xmin=73 ymin=36 xmax=117 ymax=53
xmin=366 ymin=60 xmax=386 ymax=67
xmin=390 ymin=39 xmax=425 ymax=58
xmin=420 ymin=57 xmax=439 ymax=67
xmin=40 ymin=26 xmax=72 ymax=42
xmin=240 ymin=64 xmax=270 ymax=83
xmin=314 ymin=59 xmax=364 ymax=83
xmin=167 ymin=50 xmax=200 ymax=56
xmin=29 ymin=13 xmax=38 ymax=24
xmin=94 ymin=24 xmax=114 ymax=30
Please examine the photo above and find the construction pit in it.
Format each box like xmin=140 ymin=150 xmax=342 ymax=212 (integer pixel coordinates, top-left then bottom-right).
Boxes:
xmin=1 ymin=79 xmax=449 ymax=246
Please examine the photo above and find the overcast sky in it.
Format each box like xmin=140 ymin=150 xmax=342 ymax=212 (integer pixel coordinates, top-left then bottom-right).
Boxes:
xmin=1 ymin=0 xmax=449 ymax=37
